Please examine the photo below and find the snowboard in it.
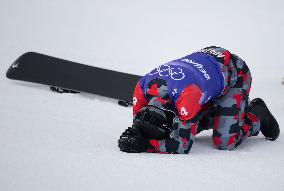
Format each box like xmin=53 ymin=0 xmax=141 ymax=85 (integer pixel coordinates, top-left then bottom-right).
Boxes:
xmin=6 ymin=52 xmax=142 ymax=105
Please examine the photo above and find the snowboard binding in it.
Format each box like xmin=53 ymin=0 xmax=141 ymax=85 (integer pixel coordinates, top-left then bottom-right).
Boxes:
xmin=50 ymin=86 xmax=80 ymax=94
xmin=118 ymin=100 xmax=133 ymax=107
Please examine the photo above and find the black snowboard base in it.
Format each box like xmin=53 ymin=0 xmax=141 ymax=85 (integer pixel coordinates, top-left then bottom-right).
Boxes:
xmin=6 ymin=52 xmax=141 ymax=106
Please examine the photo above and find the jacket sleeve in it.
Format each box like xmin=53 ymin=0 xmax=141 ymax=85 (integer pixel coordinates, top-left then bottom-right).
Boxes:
xmin=146 ymin=115 xmax=199 ymax=154
xmin=133 ymin=81 xmax=148 ymax=115
xmin=146 ymin=85 xmax=202 ymax=154
xmin=175 ymin=84 xmax=202 ymax=121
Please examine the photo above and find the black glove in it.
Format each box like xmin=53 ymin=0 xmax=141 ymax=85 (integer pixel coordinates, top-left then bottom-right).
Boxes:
xmin=118 ymin=127 xmax=148 ymax=153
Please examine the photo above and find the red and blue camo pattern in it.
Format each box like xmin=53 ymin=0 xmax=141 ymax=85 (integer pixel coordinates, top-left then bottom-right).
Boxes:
xmin=133 ymin=46 xmax=261 ymax=154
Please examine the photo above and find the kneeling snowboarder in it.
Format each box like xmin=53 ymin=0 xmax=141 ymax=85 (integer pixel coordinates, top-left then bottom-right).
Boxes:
xmin=118 ymin=46 xmax=280 ymax=154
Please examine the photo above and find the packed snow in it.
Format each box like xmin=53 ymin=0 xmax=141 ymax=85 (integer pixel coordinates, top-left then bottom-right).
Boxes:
xmin=0 ymin=1 xmax=283 ymax=191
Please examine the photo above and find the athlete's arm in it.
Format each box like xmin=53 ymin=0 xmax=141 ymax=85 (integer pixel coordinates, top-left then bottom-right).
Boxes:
xmin=146 ymin=85 xmax=202 ymax=154
xmin=175 ymin=84 xmax=202 ymax=121
xmin=146 ymin=115 xmax=199 ymax=154
xmin=133 ymin=81 xmax=147 ymax=115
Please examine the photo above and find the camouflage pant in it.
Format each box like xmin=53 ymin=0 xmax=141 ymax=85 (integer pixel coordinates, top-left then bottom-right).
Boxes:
xmin=198 ymin=54 xmax=260 ymax=150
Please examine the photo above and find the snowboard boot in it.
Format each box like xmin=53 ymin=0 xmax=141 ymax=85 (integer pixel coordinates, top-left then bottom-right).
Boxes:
xmin=248 ymin=98 xmax=280 ymax=141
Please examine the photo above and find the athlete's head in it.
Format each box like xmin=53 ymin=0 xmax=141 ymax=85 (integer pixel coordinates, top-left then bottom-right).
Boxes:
xmin=133 ymin=105 xmax=176 ymax=140
xmin=134 ymin=78 xmax=176 ymax=139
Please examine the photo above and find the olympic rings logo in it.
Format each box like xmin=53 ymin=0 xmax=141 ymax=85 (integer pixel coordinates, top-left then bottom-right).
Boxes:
xmin=148 ymin=64 xmax=185 ymax=81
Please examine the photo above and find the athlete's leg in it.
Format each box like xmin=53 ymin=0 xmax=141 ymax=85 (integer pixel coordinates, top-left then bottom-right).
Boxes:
xmin=212 ymin=55 xmax=260 ymax=150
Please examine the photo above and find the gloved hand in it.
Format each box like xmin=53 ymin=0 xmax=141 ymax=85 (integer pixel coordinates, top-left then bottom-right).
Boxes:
xmin=118 ymin=127 xmax=148 ymax=153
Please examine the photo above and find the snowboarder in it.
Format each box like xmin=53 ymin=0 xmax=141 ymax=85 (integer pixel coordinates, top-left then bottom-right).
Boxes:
xmin=118 ymin=46 xmax=280 ymax=154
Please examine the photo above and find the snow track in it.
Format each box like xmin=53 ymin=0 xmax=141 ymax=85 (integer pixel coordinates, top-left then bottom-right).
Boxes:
xmin=0 ymin=1 xmax=283 ymax=191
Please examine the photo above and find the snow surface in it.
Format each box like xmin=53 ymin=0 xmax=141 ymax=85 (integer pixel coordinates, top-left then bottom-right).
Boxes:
xmin=0 ymin=0 xmax=284 ymax=191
